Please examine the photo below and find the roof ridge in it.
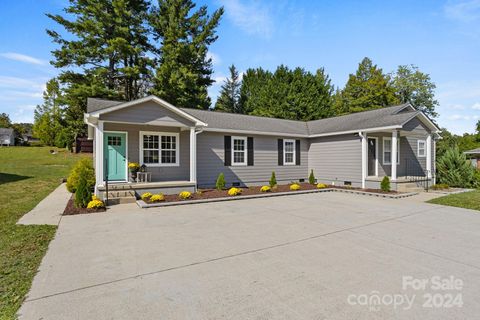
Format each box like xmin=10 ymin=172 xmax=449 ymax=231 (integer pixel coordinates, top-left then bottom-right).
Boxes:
xmin=181 ymin=108 xmax=309 ymax=124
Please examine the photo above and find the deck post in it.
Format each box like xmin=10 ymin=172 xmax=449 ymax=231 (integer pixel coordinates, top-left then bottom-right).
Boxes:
xmin=360 ymin=132 xmax=367 ymax=189
xmin=426 ymin=134 xmax=432 ymax=178
xmin=95 ymin=121 xmax=104 ymax=195
xmin=189 ymin=127 xmax=196 ymax=185
xmin=391 ymin=130 xmax=397 ymax=181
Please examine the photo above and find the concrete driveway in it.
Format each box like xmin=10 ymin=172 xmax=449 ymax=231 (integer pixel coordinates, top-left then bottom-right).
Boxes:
xmin=19 ymin=192 xmax=480 ymax=319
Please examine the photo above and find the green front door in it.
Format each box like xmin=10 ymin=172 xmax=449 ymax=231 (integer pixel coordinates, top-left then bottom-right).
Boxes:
xmin=104 ymin=132 xmax=127 ymax=181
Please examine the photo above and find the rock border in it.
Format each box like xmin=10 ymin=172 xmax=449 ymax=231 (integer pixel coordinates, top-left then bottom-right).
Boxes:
xmin=137 ymin=188 xmax=418 ymax=208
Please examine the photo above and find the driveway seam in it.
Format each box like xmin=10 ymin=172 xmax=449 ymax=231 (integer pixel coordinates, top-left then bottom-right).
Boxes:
xmin=24 ymin=206 xmax=440 ymax=303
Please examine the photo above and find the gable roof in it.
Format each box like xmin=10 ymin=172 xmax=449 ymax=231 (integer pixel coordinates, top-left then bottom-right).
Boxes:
xmin=0 ymin=128 xmax=14 ymax=135
xmin=86 ymin=97 xmax=440 ymax=137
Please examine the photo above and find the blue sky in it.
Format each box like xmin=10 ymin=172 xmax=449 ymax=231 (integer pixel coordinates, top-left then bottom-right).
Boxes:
xmin=0 ymin=0 xmax=479 ymax=134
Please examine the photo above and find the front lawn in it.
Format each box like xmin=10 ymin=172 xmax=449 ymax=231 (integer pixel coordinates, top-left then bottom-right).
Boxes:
xmin=427 ymin=190 xmax=480 ymax=211
xmin=0 ymin=147 xmax=88 ymax=319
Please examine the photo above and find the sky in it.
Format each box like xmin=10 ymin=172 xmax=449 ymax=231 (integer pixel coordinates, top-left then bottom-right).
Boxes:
xmin=0 ymin=0 xmax=479 ymax=135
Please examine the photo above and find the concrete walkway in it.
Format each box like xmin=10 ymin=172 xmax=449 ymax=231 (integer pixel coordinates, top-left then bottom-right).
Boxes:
xmin=17 ymin=183 xmax=71 ymax=226
xmin=18 ymin=192 xmax=480 ymax=319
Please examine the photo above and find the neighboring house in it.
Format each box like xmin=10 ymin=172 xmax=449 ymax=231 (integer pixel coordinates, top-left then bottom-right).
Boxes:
xmin=464 ymin=148 xmax=480 ymax=169
xmin=84 ymin=95 xmax=441 ymax=199
xmin=0 ymin=128 xmax=15 ymax=146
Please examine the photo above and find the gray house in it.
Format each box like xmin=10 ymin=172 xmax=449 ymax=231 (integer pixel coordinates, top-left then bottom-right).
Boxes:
xmin=84 ymin=96 xmax=440 ymax=200
xmin=0 ymin=128 xmax=15 ymax=146
xmin=464 ymin=148 xmax=480 ymax=169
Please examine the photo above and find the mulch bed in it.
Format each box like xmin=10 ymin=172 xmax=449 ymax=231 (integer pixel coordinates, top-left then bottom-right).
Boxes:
xmin=144 ymin=182 xmax=398 ymax=204
xmin=63 ymin=196 xmax=106 ymax=215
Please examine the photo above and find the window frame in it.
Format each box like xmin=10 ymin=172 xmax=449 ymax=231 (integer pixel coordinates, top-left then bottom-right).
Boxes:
xmin=417 ymin=140 xmax=426 ymax=158
xmin=139 ymin=131 xmax=180 ymax=167
xmin=383 ymin=137 xmax=400 ymax=165
xmin=283 ymin=139 xmax=296 ymax=165
xmin=231 ymin=136 xmax=247 ymax=166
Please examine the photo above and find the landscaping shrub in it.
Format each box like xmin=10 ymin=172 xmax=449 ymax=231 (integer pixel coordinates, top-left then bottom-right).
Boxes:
xmin=309 ymin=170 xmax=315 ymax=184
xmin=431 ymin=184 xmax=449 ymax=190
xmin=179 ymin=191 xmax=192 ymax=200
xmin=150 ymin=194 xmax=165 ymax=202
xmin=290 ymin=183 xmax=301 ymax=191
xmin=141 ymin=192 xmax=153 ymax=201
xmin=260 ymin=185 xmax=271 ymax=192
xmin=66 ymin=158 xmax=95 ymax=193
xmin=437 ymin=147 xmax=476 ymax=188
xmin=74 ymin=174 xmax=92 ymax=208
xmin=269 ymin=171 xmax=277 ymax=188
xmin=216 ymin=173 xmax=226 ymax=190
xmin=227 ymin=187 xmax=242 ymax=196
xmin=87 ymin=199 xmax=105 ymax=209
xmin=317 ymin=183 xmax=327 ymax=189
xmin=381 ymin=176 xmax=390 ymax=192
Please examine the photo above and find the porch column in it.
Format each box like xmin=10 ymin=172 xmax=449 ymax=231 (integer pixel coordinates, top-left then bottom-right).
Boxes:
xmin=189 ymin=127 xmax=196 ymax=183
xmin=360 ymin=132 xmax=367 ymax=189
xmin=432 ymin=138 xmax=436 ymax=184
xmin=426 ymin=134 xmax=432 ymax=178
xmin=391 ymin=130 xmax=397 ymax=181
xmin=94 ymin=121 xmax=104 ymax=195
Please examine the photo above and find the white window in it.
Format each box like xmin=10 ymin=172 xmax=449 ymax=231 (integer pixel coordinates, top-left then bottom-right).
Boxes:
xmin=383 ymin=137 xmax=400 ymax=165
xmin=284 ymin=139 xmax=296 ymax=165
xmin=417 ymin=140 xmax=426 ymax=157
xmin=232 ymin=136 xmax=247 ymax=165
xmin=140 ymin=132 xmax=179 ymax=166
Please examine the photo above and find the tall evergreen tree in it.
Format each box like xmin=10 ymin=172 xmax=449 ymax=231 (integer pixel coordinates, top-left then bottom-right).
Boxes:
xmin=239 ymin=65 xmax=334 ymax=121
xmin=33 ymin=79 xmax=64 ymax=146
xmin=391 ymin=65 xmax=439 ymax=118
xmin=150 ymin=0 xmax=223 ymax=109
xmin=335 ymin=57 xmax=399 ymax=114
xmin=215 ymin=64 xmax=242 ymax=113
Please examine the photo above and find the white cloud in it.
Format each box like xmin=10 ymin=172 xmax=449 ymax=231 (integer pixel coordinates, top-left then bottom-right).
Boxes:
xmin=472 ymin=102 xmax=480 ymax=109
xmin=10 ymin=105 xmax=36 ymax=123
xmin=0 ymin=52 xmax=46 ymax=65
xmin=207 ymin=51 xmax=221 ymax=66
xmin=448 ymin=114 xmax=480 ymax=121
xmin=0 ymin=76 xmax=46 ymax=91
xmin=444 ymin=0 xmax=480 ymax=22
xmin=450 ymin=104 xmax=466 ymax=109
xmin=219 ymin=0 xmax=274 ymax=38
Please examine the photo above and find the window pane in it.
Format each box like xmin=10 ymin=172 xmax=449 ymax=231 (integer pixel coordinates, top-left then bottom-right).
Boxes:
xmin=385 ymin=152 xmax=391 ymax=163
xmin=143 ymin=150 xmax=159 ymax=163
xmin=285 ymin=153 xmax=294 ymax=163
xmin=384 ymin=140 xmax=391 ymax=152
xmin=285 ymin=141 xmax=294 ymax=152
xmin=233 ymin=139 xmax=245 ymax=151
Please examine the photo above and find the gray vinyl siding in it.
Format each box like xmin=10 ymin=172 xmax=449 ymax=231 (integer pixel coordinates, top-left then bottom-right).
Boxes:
xmin=100 ymin=101 xmax=195 ymax=127
xmin=308 ymin=134 xmax=362 ymax=186
xmin=196 ymin=132 xmax=308 ymax=188
xmin=104 ymin=123 xmax=190 ymax=181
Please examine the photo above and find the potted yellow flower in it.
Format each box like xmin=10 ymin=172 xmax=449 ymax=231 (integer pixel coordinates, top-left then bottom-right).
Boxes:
xmin=128 ymin=162 xmax=140 ymax=182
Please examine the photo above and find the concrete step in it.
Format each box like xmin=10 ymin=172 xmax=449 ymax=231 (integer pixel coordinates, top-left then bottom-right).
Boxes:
xmin=107 ymin=197 xmax=137 ymax=205
xmin=108 ymin=190 xmax=135 ymax=198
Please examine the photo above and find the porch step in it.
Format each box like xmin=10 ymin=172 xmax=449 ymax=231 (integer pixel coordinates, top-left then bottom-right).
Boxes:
xmin=396 ymin=182 xmax=425 ymax=193
xmin=106 ymin=190 xmax=136 ymax=205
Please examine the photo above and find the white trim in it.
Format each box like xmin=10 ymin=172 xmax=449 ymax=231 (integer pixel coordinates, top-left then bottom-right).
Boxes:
xmin=92 ymin=119 xmax=192 ymax=129
xmin=400 ymin=111 xmax=441 ymax=133
xmin=383 ymin=137 xmax=400 ymax=165
xmin=417 ymin=139 xmax=427 ymax=158
xmin=360 ymin=132 xmax=367 ymax=189
xmin=308 ymin=125 xmax=402 ymax=138
xmin=426 ymin=135 xmax=432 ymax=178
xmin=104 ymin=131 xmax=129 ymax=182
xmin=203 ymin=127 xmax=308 ymax=138
xmin=231 ymin=136 xmax=247 ymax=166
xmin=139 ymin=131 xmax=180 ymax=167
xmin=94 ymin=121 xmax=104 ymax=193
xmin=89 ymin=95 xmax=208 ymax=127
xmin=391 ymin=131 xmax=398 ymax=180
xmin=367 ymin=136 xmax=379 ymax=177
xmin=189 ymin=127 xmax=196 ymax=183
xmin=283 ymin=139 xmax=296 ymax=165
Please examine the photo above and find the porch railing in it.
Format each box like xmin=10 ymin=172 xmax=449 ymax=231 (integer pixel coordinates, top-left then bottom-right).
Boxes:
xmin=404 ymin=158 xmax=432 ymax=191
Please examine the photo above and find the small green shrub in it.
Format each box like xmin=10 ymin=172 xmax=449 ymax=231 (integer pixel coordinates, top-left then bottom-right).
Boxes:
xmin=216 ymin=173 xmax=226 ymax=190
xmin=67 ymin=158 xmax=95 ymax=193
xmin=381 ymin=176 xmax=391 ymax=192
xmin=74 ymin=174 xmax=92 ymax=208
xmin=437 ymin=147 xmax=476 ymax=188
xmin=269 ymin=171 xmax=277 ymax=188
xmin=309 ymin=169 xmax=315 ymax=184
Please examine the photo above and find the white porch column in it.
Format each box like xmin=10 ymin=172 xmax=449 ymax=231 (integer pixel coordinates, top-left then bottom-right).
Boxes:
xmin=426 ymin=134 xmax=432 ymax=178
xmin=94 ymin=121 xmax=104 ymax=195
xmin=391 ymin=130 xmax=397 ymax=181
xmin=360 ymin=132 xmax=367 ymax=189
xmin=189 ymin=127 xmax=196 ymax=183
xmin=432 ymin=138 xmax=436 ymax=184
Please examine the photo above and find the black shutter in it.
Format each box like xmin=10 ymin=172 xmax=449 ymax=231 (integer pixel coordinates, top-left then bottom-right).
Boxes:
xmin=278 ymin=139 xmax=283 ymax=166
xmin=295 ymin=140 xmax=301 ymax=165
xmin=247 ymin=137 xmax=254 ymax=166
xmin=224 ymin=136 xmax=231 ymax=166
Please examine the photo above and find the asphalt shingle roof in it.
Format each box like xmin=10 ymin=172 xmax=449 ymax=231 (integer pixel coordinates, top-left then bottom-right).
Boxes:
xmin=0 ymin=128 xmax=14 ymax=134
xmin=86 ymin=97 xmax=418 ymax=136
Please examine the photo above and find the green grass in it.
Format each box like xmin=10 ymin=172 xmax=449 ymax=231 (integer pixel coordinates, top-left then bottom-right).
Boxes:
xmin=428 ymin=190 xmax=480 ymax=211
xmin=0 ymin=147 xmax=89 ymax=320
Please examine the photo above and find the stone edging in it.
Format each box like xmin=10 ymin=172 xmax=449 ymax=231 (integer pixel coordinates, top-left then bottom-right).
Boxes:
xmin=137 ymin=188 xmax=418 ymax=208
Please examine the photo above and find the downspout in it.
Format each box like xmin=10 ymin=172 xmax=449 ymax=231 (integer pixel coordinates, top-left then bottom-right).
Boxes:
xmin=359 ymin=131 xmax=366 ymax=189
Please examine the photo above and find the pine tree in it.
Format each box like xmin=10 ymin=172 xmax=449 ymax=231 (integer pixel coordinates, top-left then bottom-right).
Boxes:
xmin=336 ymin=57 xmax=399 ymax=114
xmin=33 ymin=79 xmax=64 ymax=146
xmin=150 ymin=0 xmax=224 ymax=109
xmin=215 ymin=65 xmax=242 ymax=113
